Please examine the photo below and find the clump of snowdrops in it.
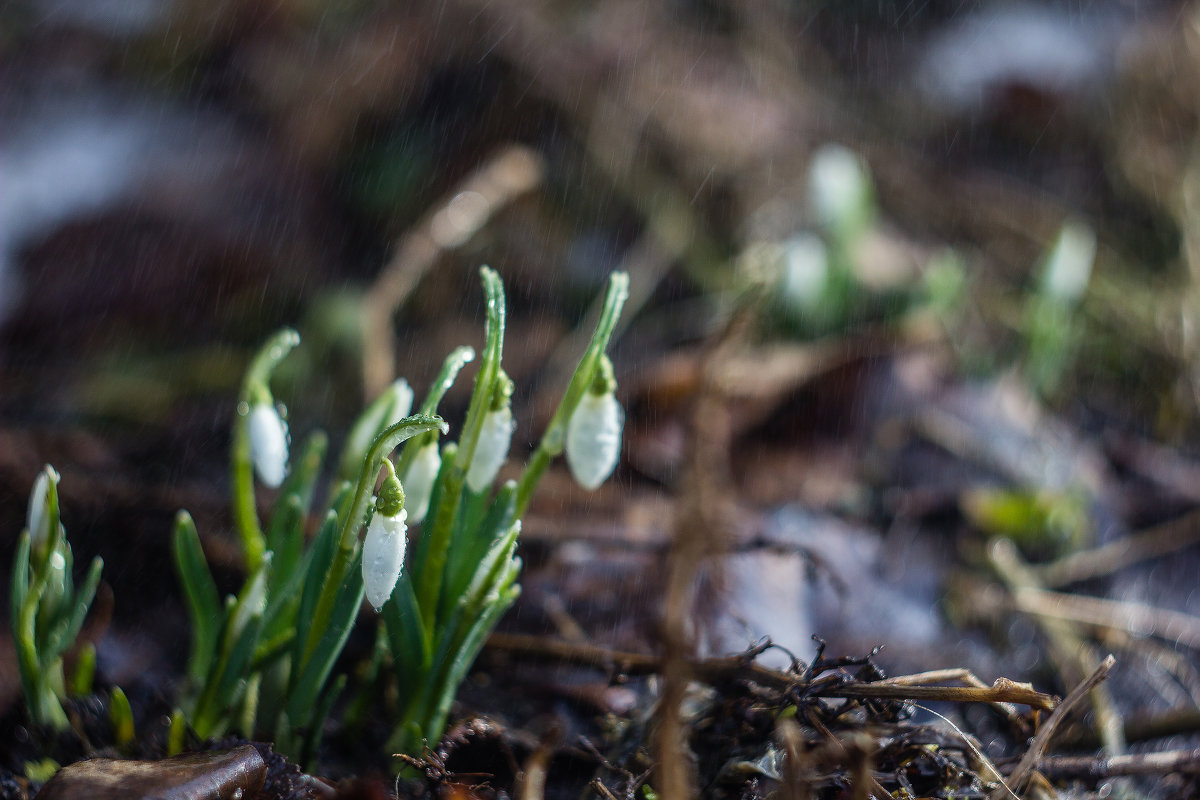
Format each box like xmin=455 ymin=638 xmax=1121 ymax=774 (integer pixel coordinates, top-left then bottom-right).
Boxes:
xmin=12 ymin=267 xmax=629 ymax=769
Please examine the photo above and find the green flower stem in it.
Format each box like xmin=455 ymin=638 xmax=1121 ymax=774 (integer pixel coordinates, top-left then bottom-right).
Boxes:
xmin=232 ymin=328 xmax=301 ymax=571
xmin=453 ymin=268 xmax=506 ymax=474
xmin=515 ymin=272 xmax=629 ymax=516
xmin=300 ymin=414 xmax=446 ymax=667
xmin=415 ymin=268 xmax=504 ymax=634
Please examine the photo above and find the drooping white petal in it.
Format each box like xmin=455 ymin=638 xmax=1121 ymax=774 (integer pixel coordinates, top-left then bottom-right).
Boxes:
xmin=248 ymin=404 xmax=289 ymax=488
xmin=403 ymin=442 xmax=441 ymax=524
xmin=466 ymin=406 xmax=514 ymax=493
xmin=363 ymin=508 xmax=408 ymax=611
xmin=566 ymin=391 xmax=623 ymax=490
xmin=384 ymin=379 xmax=415 ymax=428
xmin=26 ymin=466 xmax=56 ymax=545
xmin=345 ymin=379 xmax=414 ymax=465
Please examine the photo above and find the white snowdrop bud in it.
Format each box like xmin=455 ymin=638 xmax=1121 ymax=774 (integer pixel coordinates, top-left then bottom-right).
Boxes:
xmin=26 ymin=466 xmax=57 ymax=546
xmin=1041 ymin=220 xmax=1096 ymax=305
xmin=403 ymin=442 xmax=441 ymax=524
xmin=466 ymin=406 xmax=514 ymax=493
xmin=808 ymin=143 xmax=871 ymax=235
xmin=362 ymin=507 xmax=408 ymax=611
xmin=566 ymin=390 xmax=623 ymax=490
xmin=248 ymin=403 xmax=289 ymax=488
xmin=384 ymin=379 xmax=415 ymax=428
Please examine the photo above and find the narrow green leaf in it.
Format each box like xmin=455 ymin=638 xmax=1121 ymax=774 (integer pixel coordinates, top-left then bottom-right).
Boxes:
xmin=381 ymin=569 xmax=430 ymax=693
xmin=215 ymin=612 xmax=263 ymax=715
xmin=437 ymin=484 xmax=516 ymax=627
xmin=287 ymin=551 xmax=365 ymax=728
xmin=109 ymin=686 xmax=135 ymax=746
xmin=172 ymin=511 xmax=221 ymax=685
xmin=51 ymin=556 xmax=102 ymax=658
xmin=290 ymin=510 xmax=339 ymax=678
xmin=421 ymin=581 xmax=520 ymax=750
xmin=69 ymin=641 xmax=96 ymax=697
xmin=304 ymin=673 xmax=346 ymax=767
xmin=9 ymin=532 xmax=30 ymax=641
xmin=167 ymin=709 xmax=187 ymax=756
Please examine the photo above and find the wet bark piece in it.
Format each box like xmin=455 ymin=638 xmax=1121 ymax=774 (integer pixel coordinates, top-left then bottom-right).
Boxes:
xmin=34 ymin=745 xmax=266 ymax=800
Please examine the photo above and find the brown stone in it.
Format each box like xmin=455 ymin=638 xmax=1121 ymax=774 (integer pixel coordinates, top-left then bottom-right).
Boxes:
xmin=34 ymin=745 xmax=266 ymax=800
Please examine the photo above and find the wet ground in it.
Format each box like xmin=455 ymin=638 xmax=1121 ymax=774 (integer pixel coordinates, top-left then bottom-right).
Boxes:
xmin=3 ymin=1 xmax=1200 ymax=797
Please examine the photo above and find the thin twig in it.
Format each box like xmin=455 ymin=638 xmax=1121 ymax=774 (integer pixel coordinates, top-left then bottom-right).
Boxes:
xmin=992 ymin=655 xmax=1116 ymax=800
xmin=515 ymin=734 xmax=554 ymax=800
xmin=989 ymin=538 xmax=1126 ymax=754
xmin=1013 ymin=586 xmax=1200 ymax=650
xmin=361 ymin=145 xmax=544 ymax=397
xmin=483 ymin=633 xmax=1057 ymax=709
xmin=804 ymin=708 xmax=896 ymax=800
xmin=1035 ymin=506 xmax=1200 ymax=588
xmin=776 ymin=716 xmax=812 ymax=800
xmin=1031 ymin=747 xmax=1200 ymax=780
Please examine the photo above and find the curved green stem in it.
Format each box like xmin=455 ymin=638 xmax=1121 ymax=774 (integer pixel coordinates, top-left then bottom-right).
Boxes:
xmin=301 ymin=414 xmax=446 ymax=667
xmin=232 ymin=328 xmax=301 ymax=571
xmin=515 ymin=272 xmax=629 ymax=515
xmin=415 ymin=269 xmax=504 ymax=634
xmin=454 ymin=268 xmax=506 ymax=473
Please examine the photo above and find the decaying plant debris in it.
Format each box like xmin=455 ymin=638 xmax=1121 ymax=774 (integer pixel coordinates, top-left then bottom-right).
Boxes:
xmin=6 ymin=0 xmax=1200 ymax=798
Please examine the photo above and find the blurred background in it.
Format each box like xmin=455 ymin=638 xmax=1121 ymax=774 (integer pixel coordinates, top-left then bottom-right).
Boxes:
xmin=3 ymin=0 xmax=1200 ymax=787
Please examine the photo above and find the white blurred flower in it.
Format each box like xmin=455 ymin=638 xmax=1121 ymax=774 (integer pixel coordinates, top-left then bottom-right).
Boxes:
xmin=808 ymin=143 xmax=871 ymax=235
xmin=248 ymin=403 xmax=289 ymax=488
xmin=780 ymin=233 xmax=829 ymax=311
xmin=362 ymin=507 xmax=408 ymax=611
xmin=466 ymin=406 xmax=514 ymax=493
xmin=26 ymin=465 xmax=56 ymax=545
xmin=566 ymin=390 xmax=623 ymax=490
xmin=403 ymin=442 xmax=441 ymax=524
xmin=1041 ymin=220 xmax=1096 ymax=304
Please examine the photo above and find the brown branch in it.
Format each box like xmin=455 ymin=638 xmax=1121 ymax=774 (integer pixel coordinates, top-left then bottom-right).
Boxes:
xmin=361 ymin=145 xmax=544 ymax=398
xmin=1035 ymin=506 xmax=1200 ymax=588
xmin=1013 ymin=586 xmax=1200 ymax=650
xmin=484 ymin=633 xmax=1057 ymax=710
xmin=991 ymin=654 xmax=1116 ymax=800
xmin=1031 ymin=747 xmax=1200 ymax=780
xmin=989 ymin=538 xmax=1127 ymax=754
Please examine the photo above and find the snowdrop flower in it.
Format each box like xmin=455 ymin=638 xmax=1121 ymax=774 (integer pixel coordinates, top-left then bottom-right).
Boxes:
xmin=566 ymin=363 xmax=623 ymax=490
xmin=1041 ymin=220 xmax=1096 ymax=305
xmin=780 ymin=233 xmax=830 ymax=312
xmin=248 ymin=403 xmax=289 ymax=488
xmin=363 ymin=508 xmax=408 ymax=611
xmin=26 ymin=465 xmax=56 ymax=546
xmin=466 ymin=379 xmax=515 ymax=493
xmin=808 ymin=143 xmax=872 ymax=236
xmin=402 ymin=441 xmax=441 ymax=524
xmin=363 ymin=464 xmax=408 ymax=611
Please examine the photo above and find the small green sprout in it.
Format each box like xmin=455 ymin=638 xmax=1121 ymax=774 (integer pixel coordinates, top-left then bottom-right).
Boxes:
xmin=1023 ymin=219 xmax=1097 ymax=397
xmin=10 ymin=465 xmax=103 ymax=731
